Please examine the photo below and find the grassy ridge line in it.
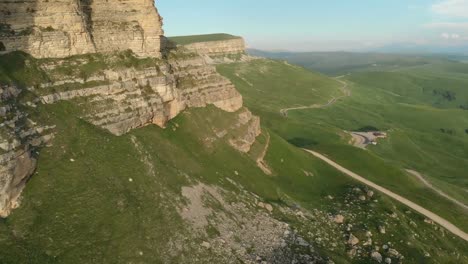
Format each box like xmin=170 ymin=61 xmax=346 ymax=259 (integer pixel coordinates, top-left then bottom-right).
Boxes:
xmin=168 ymin=33 xmax=241 ymax=45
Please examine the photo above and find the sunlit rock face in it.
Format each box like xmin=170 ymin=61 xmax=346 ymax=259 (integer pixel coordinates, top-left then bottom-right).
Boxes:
xmin=0 ymin=0 xmax=165 ymax=58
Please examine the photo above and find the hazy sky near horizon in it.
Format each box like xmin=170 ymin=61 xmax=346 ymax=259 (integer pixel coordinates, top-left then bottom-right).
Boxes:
xmin=157 ymin=0 xmax=468 ymax=51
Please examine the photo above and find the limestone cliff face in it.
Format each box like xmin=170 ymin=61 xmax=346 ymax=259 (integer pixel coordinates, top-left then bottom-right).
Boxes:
xmin=37 ymin=51 xmax=243 ymax=136
xmin=0 ymin=85 xmax=55 ymax=217
xmin=0 ymin=2 xmax=260 ymax=217
xmin=175 ymin=37 xmax=256 ymax=65
xmin=184 ymin=38 xmax=246 ymax=57
xmin=0 ymin=0 xmax=164 ymax=58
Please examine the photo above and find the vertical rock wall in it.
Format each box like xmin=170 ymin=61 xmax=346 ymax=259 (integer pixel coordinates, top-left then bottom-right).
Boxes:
xmin=0 ymin=0 xmax=164 ymax=58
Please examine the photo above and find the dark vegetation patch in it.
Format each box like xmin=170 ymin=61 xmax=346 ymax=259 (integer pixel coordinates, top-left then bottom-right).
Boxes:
xmin=433 ymin=89 xmax=456 ymax=101
xmin=0 ymin=41 xmax=5 ymax=51
xmin=439 ymin=128 xmax=456 ymax=135
xmin=0 ymin=51 xmax=49 ymax=86
xmin=356 ymin=126 xmax=379 ymax=132
xmin=288 ymin=137 xmax=318 ymax=148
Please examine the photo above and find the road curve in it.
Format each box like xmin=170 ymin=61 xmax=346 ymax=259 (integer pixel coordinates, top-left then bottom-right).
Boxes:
xmin=280 ymin=77 xmax=350 ymax=117
xmin=303 ymin=149 xmax=468 ymax=242
xmin=406 ymin=170 xmax=468 ymax=211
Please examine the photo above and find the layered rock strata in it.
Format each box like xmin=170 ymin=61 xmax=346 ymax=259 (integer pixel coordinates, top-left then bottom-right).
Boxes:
xmin=37 ymin=50 xmax=243 ymax=136
xmin=184 ymin=38 xmax=246 ymax=57
xmin=0 ymin=0 xmax=164 ymax=58
xmin=0 ymin=85 xmax=54 ymax=217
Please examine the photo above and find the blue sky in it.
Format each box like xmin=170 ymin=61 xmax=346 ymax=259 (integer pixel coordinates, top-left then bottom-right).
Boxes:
xmin=157 ymin=0 xmax=468 ymax=51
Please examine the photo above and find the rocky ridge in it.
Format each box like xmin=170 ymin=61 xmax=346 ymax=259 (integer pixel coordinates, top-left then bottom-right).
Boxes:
xmin=170 ymin=35 xmax=254 ymax=64
xmin=183 ymin=38 xmax=246 ymax=57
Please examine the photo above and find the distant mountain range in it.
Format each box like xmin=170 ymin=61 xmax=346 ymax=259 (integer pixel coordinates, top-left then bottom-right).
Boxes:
xmin=248 ymin=48 xmax=468 ymax=75
xmin=369 ymin=43 xmax=468 ymax=55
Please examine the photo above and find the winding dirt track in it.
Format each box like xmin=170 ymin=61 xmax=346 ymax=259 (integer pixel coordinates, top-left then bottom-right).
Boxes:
xmin=280 ymin=76 xmax=350 ymax=117
xmin=304 ymin=149 xmax=468 ymax=242
xmin=406 ymin=170 xmax=468 ymax=211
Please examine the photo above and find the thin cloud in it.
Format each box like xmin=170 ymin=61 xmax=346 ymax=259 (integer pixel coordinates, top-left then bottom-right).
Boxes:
xmin=432 ymin=0 xmax=468 ymax=18
xmin=441 ymin=32 xmax=465 ymax=40
xmin=424 ymin=22 xmax=468 ymax=29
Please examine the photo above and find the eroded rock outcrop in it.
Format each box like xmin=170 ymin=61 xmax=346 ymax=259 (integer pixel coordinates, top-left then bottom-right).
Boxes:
xmin=0 ymin=0 xmax=164 ymax=58
xmin=0 ymin=85 xmax=54 ymax=216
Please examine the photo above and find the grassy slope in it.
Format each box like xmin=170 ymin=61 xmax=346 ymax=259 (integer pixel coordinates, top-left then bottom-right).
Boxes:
xmin=1 ymin=101 xmax=466 ymax=263
xmin=217 ymin=59 xmax=343 ymax=114
xmin=168 ymin=34 xmax=241 ymax=45
xmin=217 ymin=59 xmax=468 ymax=233
xmin=0 ymin=100 xmax=348 ymax=262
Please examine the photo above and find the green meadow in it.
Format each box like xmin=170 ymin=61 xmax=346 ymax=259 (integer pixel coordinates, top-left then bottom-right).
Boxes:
xmin=218 ymin=57 xmax=468 ymax=232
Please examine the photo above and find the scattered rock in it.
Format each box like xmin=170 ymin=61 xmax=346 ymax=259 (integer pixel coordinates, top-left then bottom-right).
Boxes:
xmin=334 ymin=214 xmax=345 ymax=224
xmin=424 ymin=219 xmax=434 ymax=225
xmin=388 ymin=248 xmax=400 ymax=258
xmin=264 ymin=203 xmax=273 ymax=212
xmin=348 ymin=234 xmax=359 ymax=246
xmin=70 ymin=158 xmax=75 ymax=162
xmin=367 ymin=190 xmax=375 ymax=198
xmin=296 ymin=211 xmax=305 ymax=218
xmin=347 ymin=248 xmax=357 ymax=258
xmin=371 ymin=251 xmax=383 ymax=263
xmin=296 ymin=237 xmax=310 ymax=247
xmin=201 ymin=241 xmax=211 ymax=249
xmin=128 ymin=178 xmax=133 ymax=182
xmin=385 ymin=258 xmax=392 ymax=264
xmin=363 ymin=238 xmax=373 ymax=246
xmin=359 ymin=195 xmax=366 ymax=201
xmin=378 ymin=226 xmax=386 ymax=234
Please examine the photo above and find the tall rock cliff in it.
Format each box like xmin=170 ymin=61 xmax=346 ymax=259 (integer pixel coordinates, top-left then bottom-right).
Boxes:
xmin=0 ymin=0 xmax=164 ymax=58
xmin=0 ymin=1 xmax=261 ymax=217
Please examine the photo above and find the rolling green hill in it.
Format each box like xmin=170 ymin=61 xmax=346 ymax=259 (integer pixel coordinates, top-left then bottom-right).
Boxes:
xmin=218 ymin=58 xmax=468 ymax=236
xmin=1 ymin=101 xmax=466 ymax=263
xmin=248 ymin=50 xmax=454 ymax=76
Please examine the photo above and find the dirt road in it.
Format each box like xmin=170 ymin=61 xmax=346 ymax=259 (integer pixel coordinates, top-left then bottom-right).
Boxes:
xmin=280 ymin=77 xmax=350 ymax=117
xmin=349 ymin=132 xmax=371 ymax=149
xmin=304 ymin=149 xmax=468 ymax=242
xmin=406 ymin=170 xmax=468 ymax=211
